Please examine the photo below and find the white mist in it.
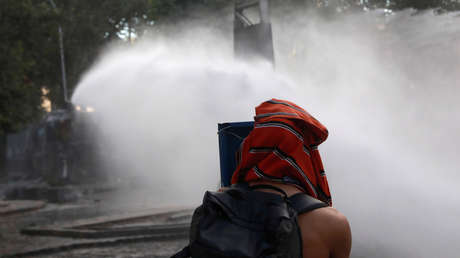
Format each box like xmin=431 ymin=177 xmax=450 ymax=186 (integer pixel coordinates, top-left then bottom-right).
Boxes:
xmin=72 ymin=6 xmax=460 ymax=258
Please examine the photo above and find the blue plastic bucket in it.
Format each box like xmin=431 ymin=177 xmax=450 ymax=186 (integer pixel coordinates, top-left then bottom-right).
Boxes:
xmin=218 ymin=122 xmax=254 ymax=187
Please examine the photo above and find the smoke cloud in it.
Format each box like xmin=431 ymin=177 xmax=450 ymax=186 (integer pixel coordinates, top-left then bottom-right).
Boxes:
xmin=72 ymin=5 xmax=460 ymax=258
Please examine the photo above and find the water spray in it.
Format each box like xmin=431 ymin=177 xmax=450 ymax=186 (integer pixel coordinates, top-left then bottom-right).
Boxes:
xmin=72 ymin=5 xmax=460 ymax=258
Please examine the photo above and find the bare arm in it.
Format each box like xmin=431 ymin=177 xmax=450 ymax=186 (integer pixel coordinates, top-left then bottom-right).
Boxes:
xmin=329 ymin=212 xmax=352 ymax=258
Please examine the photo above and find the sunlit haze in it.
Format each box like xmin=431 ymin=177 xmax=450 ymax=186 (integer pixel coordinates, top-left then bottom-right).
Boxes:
xmin=72 ymin=6 xmax=460 ymax=258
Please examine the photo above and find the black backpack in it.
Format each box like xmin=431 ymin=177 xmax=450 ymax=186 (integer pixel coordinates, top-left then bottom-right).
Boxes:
xmin=172 ymin=183 xmax=327 ymax=258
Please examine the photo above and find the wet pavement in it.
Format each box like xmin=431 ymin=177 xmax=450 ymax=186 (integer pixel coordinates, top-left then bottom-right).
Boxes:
xmin=33 ymin=240 xmax=188 ymax=258
xmin=0 ymin=201 xmax=47 ymax=216
xmin=0 ymin=183 xmax=191 ymax=258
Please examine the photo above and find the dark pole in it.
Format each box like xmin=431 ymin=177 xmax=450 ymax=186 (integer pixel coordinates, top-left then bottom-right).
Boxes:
xmin=48 ymin=0 xmax=69 ymax=104
xmin=0 ymin=133 xmax=5 ymax=179
xmin=259 ymin=0 xmax=270 ymax=23
xmin=234 ymin=0 xmax=275 ymax=66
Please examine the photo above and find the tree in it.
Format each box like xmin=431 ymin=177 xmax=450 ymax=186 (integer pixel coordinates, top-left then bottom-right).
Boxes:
xmin=0 ymin=0 xmax=62 ymax=175
xmin=0 ymin=0 xmax=186 ymax=137
xmin=0 ymin=0 xmax=59 ymax=135
xmin=305 ymin=0 xmax=460 ymax=11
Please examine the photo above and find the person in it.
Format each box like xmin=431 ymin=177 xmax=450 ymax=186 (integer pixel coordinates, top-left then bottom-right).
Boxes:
xmin=230 ymin=98 xmax=352 ymax=258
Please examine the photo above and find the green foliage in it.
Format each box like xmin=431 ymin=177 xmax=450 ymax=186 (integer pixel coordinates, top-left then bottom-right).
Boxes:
xmin=312 ymin=0 xmax=460 ymax=11
xmin=0 ymin=0 xmax=58 ymax=135
xmin=384 ymin=0 xmax=460 ymax=11
xmin=0 ymin=0 xmax=189 ymax=136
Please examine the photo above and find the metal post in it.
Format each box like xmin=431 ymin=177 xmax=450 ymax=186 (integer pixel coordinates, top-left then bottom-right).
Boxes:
xmin=259 ymin=0 xmax=270 ymax=23
xmin=48 ymin=0 xmax=69 ymax=104
xmin=58 ymin=26 xmax=68 ymax=103
xmin=234 ymin=0 xmax=275 ymax=66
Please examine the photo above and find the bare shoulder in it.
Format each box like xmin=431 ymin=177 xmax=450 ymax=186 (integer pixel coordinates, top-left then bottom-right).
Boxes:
xmin=298 ymin=207 xmax=352 ymax=258
xmin=246 ymin=181 xmax=352 ymax=257
xmin=299 ymin=206 xmax=350 ymax=232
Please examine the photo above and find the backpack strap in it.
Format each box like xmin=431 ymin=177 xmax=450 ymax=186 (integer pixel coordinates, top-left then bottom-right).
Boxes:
xmin=249 ymin=184 xmax=288 ymax=197
xmin=232 ymin=182 xmax=289 ymax=197
xmin=171 ymin=246 xmax=190 ymax=258
xmin=287 ymin=193 xmax=328 ymax=214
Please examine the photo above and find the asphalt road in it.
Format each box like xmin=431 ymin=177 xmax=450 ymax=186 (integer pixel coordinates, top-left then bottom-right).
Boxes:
xmin=0 ymin=184 xmax=190 ymax=258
